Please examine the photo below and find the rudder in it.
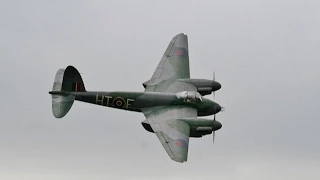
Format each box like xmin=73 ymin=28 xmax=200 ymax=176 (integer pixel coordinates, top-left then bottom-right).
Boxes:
xmin=61 ymin=66 xmax=86 ymax=92
xmin=50 ymin=66 xmax=85 ymax=118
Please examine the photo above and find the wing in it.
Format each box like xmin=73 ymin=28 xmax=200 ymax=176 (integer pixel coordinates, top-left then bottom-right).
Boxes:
xmin=143 ymin=33 xmax=197 ymax=93
xmin=142 ymin=106 xmax=197 ymax=163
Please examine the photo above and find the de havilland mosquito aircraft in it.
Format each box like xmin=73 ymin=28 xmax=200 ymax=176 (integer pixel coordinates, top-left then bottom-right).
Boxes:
xmin=49 ymin=33 xmax=223 ymax=163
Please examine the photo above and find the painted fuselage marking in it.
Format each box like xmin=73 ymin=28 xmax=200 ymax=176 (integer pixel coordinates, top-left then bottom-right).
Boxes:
xmin=96 ymin=95 xmax=134 ymax=109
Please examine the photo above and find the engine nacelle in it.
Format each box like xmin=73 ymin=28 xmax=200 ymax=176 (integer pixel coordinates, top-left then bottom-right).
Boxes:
xmin=142 ymin=118 xmax=222 ymax=136
xmin=189 ymin=119 xmax=222 ymax=138
xmin=177 ymin=79 xmax=221 ymax=96
xmin=179 ymin=118 xmax=222 ymax=131
xmin=190 ymin=127 xmax=212 ymax=137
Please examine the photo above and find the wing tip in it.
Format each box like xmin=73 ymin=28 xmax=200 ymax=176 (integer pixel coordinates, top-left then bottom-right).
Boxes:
xmin=171 ymin=157 xmax=187 ymax=163
xmin=175 ymin=33 xmax=187 ymax=37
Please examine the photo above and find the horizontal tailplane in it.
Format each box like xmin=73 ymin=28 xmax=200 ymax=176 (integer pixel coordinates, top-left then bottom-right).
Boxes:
xmin=50 ymin=66 xmax=85 ymax=118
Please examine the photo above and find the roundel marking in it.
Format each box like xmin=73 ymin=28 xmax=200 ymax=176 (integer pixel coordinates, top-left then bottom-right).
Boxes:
xmin=116 ymin=100 xmax=122 ymax=106
xmin=112 ymin=97 xmax=126 ymax=108
xmin=175 ymin=141 xmax=183 ymax=147
xmin=173 ymin=139 xmax=188 ymax=148
xmin=176 ymin=49 xmax=183 ymax=56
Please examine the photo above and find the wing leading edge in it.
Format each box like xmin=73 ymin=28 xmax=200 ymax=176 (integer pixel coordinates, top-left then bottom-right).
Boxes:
xmin=144 ymin=33 xmax=196 ymax=93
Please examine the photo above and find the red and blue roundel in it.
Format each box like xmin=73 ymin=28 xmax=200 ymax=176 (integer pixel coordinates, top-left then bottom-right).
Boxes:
xmin=175 ymin=47 xmax=188 ymax=58
xmin=112 ymin=97 xmax=126 ymax=108
xmin=172 ymin=139 xmax=188 ymax=148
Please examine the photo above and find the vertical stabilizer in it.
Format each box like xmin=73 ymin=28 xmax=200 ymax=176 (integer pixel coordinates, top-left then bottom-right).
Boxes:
xmin=50 ymin=66 xmax=85 ymax=118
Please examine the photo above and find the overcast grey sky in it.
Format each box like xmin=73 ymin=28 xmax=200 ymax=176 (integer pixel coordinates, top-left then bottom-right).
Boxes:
xmin=1 ymin=0 xmax=320 ymax=179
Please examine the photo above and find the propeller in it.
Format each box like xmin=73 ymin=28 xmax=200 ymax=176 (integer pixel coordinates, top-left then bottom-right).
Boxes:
xmin=212 ymin=70 xmax=216 ymax=143
xmin=212 ymin=70 xmax=223 ymax=143
xmin=212 ymin=71 xmax=215 ymax=99
xmin=213 ymin=113 xmax=216 ymax=143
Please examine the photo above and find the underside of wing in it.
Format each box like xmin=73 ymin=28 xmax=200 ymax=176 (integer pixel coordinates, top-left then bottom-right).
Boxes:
xmin=144 ymin=33 xmax=196 ymax=93
xmin=152 ymin=120 xmax=190 ymax=163
xmin=142 ymin=106 xmax=197 ymax=163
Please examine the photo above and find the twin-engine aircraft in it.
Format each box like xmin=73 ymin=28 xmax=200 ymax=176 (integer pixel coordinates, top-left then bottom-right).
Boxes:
xmin=49 ymin=33 xmax=223 ymax=163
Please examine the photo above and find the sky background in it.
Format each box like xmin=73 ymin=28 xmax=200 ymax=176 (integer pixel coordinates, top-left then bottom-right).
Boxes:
xmin=1 ymin=0 xmax=320 ymax=179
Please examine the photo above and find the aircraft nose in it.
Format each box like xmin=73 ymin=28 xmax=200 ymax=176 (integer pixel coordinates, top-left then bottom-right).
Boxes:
xmin=212 ymin=104 xmax=221 ymax=114
xmin=212 ymin=81 xmax=221 ymax=91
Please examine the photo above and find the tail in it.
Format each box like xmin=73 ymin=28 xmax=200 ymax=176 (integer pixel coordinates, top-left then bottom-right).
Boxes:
xmin=49 ymin=66 xmax=86 ymax=118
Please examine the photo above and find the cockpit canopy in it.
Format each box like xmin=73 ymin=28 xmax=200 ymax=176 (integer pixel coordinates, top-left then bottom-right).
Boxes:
xmin=176 ymin=91 xmax=203 ymax=103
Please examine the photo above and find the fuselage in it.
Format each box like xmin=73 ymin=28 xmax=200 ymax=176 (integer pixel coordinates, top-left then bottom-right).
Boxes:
xmin=70 ymin=91 xmax=221 ymax=116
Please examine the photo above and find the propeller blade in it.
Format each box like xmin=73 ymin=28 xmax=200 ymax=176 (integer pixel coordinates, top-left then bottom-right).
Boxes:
xmin=212 ymin=131 xmax=215 ymax=143
xmin=212 ymin=70 xmax=216 ymax=99
xmin=213 ymin=71 xmax=218 ymax=144
xmin=213 ymin=70 xmax=215 ymax=81
xmin=213 ymin=113 xmax=216 ymax=143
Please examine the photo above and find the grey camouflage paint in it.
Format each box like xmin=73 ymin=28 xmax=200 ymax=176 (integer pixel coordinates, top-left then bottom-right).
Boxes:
xmin=49 ymin=33 xmax=223 ymax=163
